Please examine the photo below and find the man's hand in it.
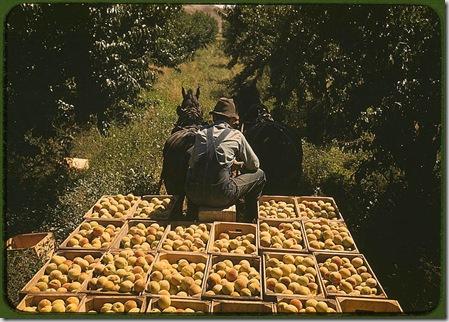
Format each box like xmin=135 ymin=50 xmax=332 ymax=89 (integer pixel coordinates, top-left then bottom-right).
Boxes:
xmin=231 ymin=160 xmax=244 ymax=177
xmin=232 ymin=160 xmax=244 ymax=170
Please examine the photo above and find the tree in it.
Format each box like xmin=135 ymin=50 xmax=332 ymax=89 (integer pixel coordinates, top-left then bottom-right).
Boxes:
xmin=223 ymin=4 xmax=442 ymax=311
xmin=6 ymin=3 xmax=218 ymax=236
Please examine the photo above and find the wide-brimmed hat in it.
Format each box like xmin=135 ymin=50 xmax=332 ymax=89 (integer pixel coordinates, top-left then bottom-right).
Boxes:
xmin=210 ymin=97 xmax=239 ymax=120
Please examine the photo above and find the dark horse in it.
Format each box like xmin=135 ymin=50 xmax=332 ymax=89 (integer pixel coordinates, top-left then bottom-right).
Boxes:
xmin=233 ymin=83 xmax=303 ymax=195
xmin=160 ymin=86 xmax=205 ymax=217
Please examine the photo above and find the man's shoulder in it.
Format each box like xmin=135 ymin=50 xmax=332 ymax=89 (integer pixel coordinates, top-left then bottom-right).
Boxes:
xmin=228 ymin=129 xmax=249 ymax=148
xmin=226 ymin=127 xmax=244 ymax=138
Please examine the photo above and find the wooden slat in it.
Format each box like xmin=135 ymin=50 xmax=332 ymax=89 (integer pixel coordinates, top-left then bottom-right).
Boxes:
xmin=208 ymin=221 xmax=259 ymax=256
xmin=20 ymin=250 xmax=104 ymax=296
xmin=202 ymin=254 xmax=262 ymax=301
xmin=262 ymin=251 xmax=324 ymax=300
xmin=276 ymin=296 xmax=341 ymax=313
xmin=258 ymin=219 xmax=307 ymax=253
xmin=335 ymin=296 xmax=403 ymax=313
xmin=58 ymin=219 xmax=125 ymax=251
xmin=296 ymin=196 xmax=344 ymax=221
xmin=145 ymin=251 xmax=210 ymax=300
xmin=79 ymin=295 xmax=146 ymax=313
xmin=83 ymin=195 xmax=140 ymax=221
xmin=148 ymin=296 xmax=211 ymax=313
xmin=199 ymin=205 xmax=236 ymax=222
xmin=314 ymin=251 xmax=387 ymax=299
xmin=211 ymin=299 xmax=275 ymax=313
xmin=303 ymin=219 xmax=359 ymax=253
xmin=17 ymin=293 xmax=86 ymax=312
xmin=258 ymin=195 xmax=301 ymax=221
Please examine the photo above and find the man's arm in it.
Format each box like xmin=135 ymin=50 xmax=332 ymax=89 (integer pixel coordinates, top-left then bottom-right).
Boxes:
xmin=238 ymin=134 xmax=260 ymax=172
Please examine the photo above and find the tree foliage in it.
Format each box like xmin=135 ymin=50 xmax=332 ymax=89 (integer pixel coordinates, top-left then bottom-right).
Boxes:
xmin=155 ymin=11 xmax=219 ymax=67
xmin=7 ymin=4 xmax=217 ymax=138
xmin=224 ymin=5 xmax=440 ymax=163
xmin=223 ymin=4 xmax=442 ymax=312
xmin=6 ymin=3 xmax=217 ymax=236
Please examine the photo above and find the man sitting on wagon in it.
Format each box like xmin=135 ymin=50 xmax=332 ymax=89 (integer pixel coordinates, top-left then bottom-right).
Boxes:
xmin=185 ymin=97 xmax=266 ymax=221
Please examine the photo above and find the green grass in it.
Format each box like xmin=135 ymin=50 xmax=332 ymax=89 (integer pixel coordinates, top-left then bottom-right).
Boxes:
xmin=140 ymin=40 xmax=242 ymax=117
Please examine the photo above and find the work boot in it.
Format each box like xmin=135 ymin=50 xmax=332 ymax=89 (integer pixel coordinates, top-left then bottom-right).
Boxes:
xmin=185 ymin=199 xmax=199 ymax=221
xmin=245 ymin=199 xmax=258 ymax=223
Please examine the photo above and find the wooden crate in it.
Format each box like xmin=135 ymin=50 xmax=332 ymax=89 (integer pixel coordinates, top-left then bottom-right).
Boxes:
xmin=20 ymin=250 xmax=104 ymax=295
xmin=83 ymin=195 xmax=140 ymax=221
xmin=110 ymin=220 xmax=170 ymax=252
xmin=17 ymin=293 xmax=86 ymax=312
xmin=79 ymin=295 xmax=146 ymax=313
xmin=276 ymin=296 xmax=340 ymax=313
xmin=296 ymin=196 xmax=344 ymax=221
xmin=262 ymin=251 xmax=324 ymax=300
xmin=258 ymin=219 xmax=307 ymax=254
xmin=303 ymin=219 xmax=359 ymax=253
xmin=6 ymin=232 xmax=55 ymax=259
xmin=202 ymin=254 xmax=262 ymax=301
xmin=148 ymin=296 xmax=211 ymax=313
xmin=146 ymin=251 xmax=210 ymax=299
xmin=208 ymin=222 xmax=259 ymax=256
xmin=258 ymin=195 xmax=300 ymax=221
xmin=58 ymin=219 xmax=125 ymax=251
xmin=199 ymin=205 xmax=237 ymax=222
xmin=335 ymin=297 xmax=403 ymax=313
xmin=211 ymin=300 xmax=275 ymax=313
xmin=131 ymin=195 xmax=179 ymax=220
xmin=85 ymin=250 xmax=155 ymax=296
xmin=159 ymin=221 xmax=213 ymax=253
xmin=314 ymin=251 xmax=387 ymax=299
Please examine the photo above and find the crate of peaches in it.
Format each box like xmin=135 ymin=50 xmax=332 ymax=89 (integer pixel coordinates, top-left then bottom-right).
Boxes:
xmin=59 ymin=220 xmax=123 ymax=251
xmin=296 ymin=196 xmax=343 ymax=220
xmin=80 ymin=295 xmax=146 ymax=313
xmin=202 ymin=255 xmax=262 ymax=301
xmin=17 ymin=294 xmax=85 ymax=313
xmin=263 ymin=252 xmax=323 ymax=298
xmin=208 ymin=222 xmax=258 ymax=256
xmin=258 ymin=196 xmax=300 ymax=220
xmin=86 ymin=249 xmax=154 ymax=295
xmin=84 ymin=194 xmax=140 ymax=220
xmin=315 ymin=252 xmax=387 ymax=298
xmin=159 ymin=222 xmax=212 ymax=253
xmin=148 ymin=296 xmax=211 ymax=313
xmin=276 ymin=297 xmax=340 ymax=313
xmin=258 ymin=219 xmax=307 ymax=252
xmin=304 ymin=219 xmax=358 ymax=253
xmin=111 ymin=221 xmax=169 ymax=252
xmin=131 ymin=195 xmax=176 ymax=220
xmin=21 ymin=250 xmax=103 ymax=295
xmin=146 ymin=252 xmax=208 ymax=299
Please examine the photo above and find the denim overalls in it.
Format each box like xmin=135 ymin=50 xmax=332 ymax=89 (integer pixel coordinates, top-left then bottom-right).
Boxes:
xmin=185 ymin=126 xmax=238 ymax=208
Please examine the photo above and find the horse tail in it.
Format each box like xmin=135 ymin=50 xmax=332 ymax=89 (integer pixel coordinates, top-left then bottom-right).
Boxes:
xmin=158 ymin=139 xmax=170 ymax=194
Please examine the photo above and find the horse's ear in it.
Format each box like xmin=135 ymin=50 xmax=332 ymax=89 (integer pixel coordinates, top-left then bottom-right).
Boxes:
xmin=196 ymin=86 xmax=200 ymax=99
xmin=182 ymin=87 xmax=186 ymax=99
